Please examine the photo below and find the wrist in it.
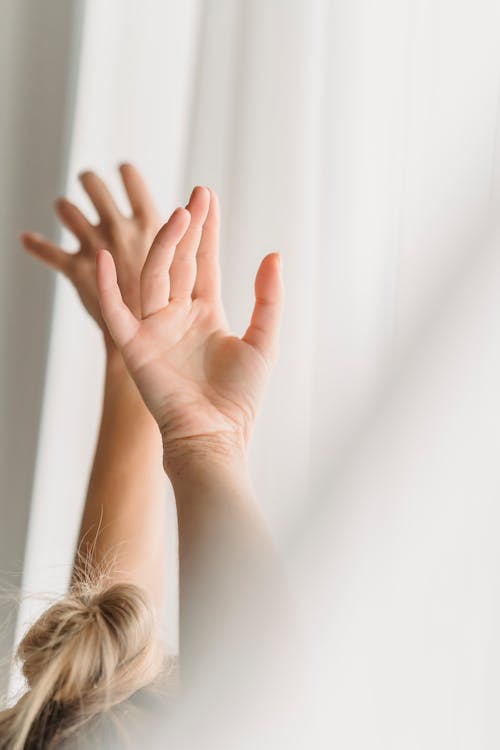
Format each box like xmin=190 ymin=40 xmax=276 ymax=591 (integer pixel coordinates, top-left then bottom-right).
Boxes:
xmin=103 ymin=331 xmax=121 ymax=359
xmin=162 ymin=432 xmax=249 ymax=487
xmin=103 ymin=347 xmax=150 ymax=415
xmin=103 ymin=334 xmax=129 ymax=377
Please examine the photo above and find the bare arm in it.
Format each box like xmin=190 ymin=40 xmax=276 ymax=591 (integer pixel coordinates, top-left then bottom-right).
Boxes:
xmin=20 ymin=165 xmax=167 ymax=611
xmin=95 ymin=188 xmax=293 ymax=672
xmin=166 ymin=442 xmax=291 ymax=677
xmin=76 ymin=346 xmax=166 ymax=609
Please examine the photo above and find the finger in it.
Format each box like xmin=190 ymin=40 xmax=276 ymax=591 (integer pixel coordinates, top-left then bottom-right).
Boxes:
xmin=119 ymin=163 xmax=158 ymax=225
xmin=192 ymin=188 xmax=221 ymax=301
xmin=96 ymin=249 xmax=140 ymax=349
xmin=140 ymin=207 xmax=191 ymax=318
xmin=54 ymin=198 xmax=93 ymax=242
xmin=19 ymin=232 xmax=71 ymax=274
xmin=242 ymin=253 xmax=284 ymax=365
xmin=79 ymin=170 xmax=121 ymax=223
xmin=168 ymin=186 xmax=210 ymax=303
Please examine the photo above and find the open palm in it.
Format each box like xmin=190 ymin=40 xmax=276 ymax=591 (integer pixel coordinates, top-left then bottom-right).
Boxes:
xmin=96 ymin=187 xmax=283 ymax=459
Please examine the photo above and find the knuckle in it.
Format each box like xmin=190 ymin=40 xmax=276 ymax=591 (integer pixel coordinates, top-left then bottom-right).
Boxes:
xmin=108 ymin=221 xmax=125 ymax=243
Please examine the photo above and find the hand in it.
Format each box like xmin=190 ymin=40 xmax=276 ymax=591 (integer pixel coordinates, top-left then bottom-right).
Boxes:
xmin=20 ymin=164 xmax=160 ymax=350
xmin=95 ymin=187 xmax=283 ymax=470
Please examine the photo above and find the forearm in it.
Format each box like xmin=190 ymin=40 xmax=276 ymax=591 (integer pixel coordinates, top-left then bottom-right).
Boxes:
xmin=72 ymin=345 xmax=166 ymax=612
xmin=165 ymin=436 xmax=291 ymax=676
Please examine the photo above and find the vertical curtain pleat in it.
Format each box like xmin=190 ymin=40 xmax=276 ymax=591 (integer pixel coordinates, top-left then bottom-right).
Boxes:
xmin=13 ymin=0 xmax=205 ymax=682
xmin=0 ymin=0 xmax=85 ymax=696
xmin=4 ymin=1 xmax=500 ymax=743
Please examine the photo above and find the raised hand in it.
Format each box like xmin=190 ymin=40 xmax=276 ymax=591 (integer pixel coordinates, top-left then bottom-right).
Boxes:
xmin=95 ymin=187 xmax=283 ymax=468
xmin=20 ymin=164 xmax=160 ymax=345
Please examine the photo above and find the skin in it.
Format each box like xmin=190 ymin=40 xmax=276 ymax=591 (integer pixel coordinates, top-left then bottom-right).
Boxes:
xmin=22 ymin=167 xmax=287 ymax=670
xmin=95 ymin=192 xmax=284 ymax=467
xmin=20 ymin=164 xmax=168 ymax=611
xmin=95 ymin=188 xmax=286 ymax=666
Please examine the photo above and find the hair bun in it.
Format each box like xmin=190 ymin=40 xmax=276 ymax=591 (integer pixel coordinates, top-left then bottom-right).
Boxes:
xmin=19 ymin=583 xmax=158 ymax=701
xmin=0 ymin=583 xmax=164 ymax=749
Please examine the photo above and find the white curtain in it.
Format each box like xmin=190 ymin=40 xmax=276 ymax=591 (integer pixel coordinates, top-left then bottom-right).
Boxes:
xmin=2 ymin=0 xmax=500 ymax=745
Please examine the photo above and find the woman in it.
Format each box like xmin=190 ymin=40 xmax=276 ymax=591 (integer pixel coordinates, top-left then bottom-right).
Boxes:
xmin=0 ymin=165 xmax=284 ymax=748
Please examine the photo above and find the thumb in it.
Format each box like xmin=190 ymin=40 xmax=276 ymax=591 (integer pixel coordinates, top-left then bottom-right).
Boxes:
xmin=96 ymin=249 xmax=140 ymax=349
xmin=242 ymin=252 xmax=284 ymax=366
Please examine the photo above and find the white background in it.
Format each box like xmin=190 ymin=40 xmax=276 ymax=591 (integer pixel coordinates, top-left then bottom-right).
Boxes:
xmin=2 ymin=0 xmax=500 ymax=746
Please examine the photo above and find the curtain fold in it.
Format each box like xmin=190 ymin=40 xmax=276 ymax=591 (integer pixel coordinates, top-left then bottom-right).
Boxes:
xmin=3 ymin=0 xmax=500 ymax=743
xmin=0 ymin=0 xmax=85 ymax=696
xmin=13 ymin=0 xmax=204 ymax=677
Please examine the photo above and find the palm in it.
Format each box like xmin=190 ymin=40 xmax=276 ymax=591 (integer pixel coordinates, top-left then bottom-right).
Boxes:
xmin=123 ymin=306 xmax=268 ymax=444
xmin=97 ymin=190 xmax=283 ymax=451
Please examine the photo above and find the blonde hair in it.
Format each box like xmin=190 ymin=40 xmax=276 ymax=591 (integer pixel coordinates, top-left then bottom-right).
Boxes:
xmin=0 ymin=580 xmax=165 ymax=749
